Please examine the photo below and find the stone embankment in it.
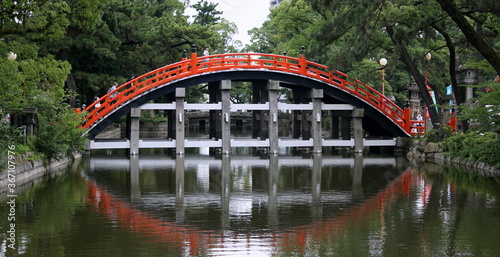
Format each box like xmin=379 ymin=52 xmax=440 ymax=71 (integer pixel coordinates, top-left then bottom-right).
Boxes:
xmin=0 ymin=152 xmax=81 ymax=198
xmin=407 ymin=140 xmax=499 ymax=177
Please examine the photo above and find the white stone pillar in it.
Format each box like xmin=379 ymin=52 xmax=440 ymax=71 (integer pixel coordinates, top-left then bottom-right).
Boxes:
xmin=175 ymin=88 xmax=185 ymax=155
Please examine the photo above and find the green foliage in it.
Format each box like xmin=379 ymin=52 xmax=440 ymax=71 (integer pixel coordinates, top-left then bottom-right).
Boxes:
xmin=1 ymin=0 xmax=238 ymax=166
xmin=0 ymin=41 xmax=71 ymax=112
xmin=443 ymin=132 xmax=500 ymax=168
xmin=0 ymin=57 xmax=24 ymax=111
xmin=31 ymin=95 xmax=87 ymax=161
xmin=476 ymin=140 xmax=500 ymax=168
xmin=191 ymin=0 xmax=222 ymax=26
xmin=458 ymin=82 xmax=500 ymax=133
xmin=247 ymin=0 xmax=319 ymax=55
xmin=247 ymin=0 xmax=500 ymax=134
xmin=230 ymin=82 xmax=252 ymax=104
xmin=0 ymin=0 xmax=71 ymax=40
xmin=140 ymin=111 xmax=168 ymax=124
xmin=185 ymin=84 xmax=208 ymax=103
xmin=0 ymin=123 xmax=26 ymax=170
xmin=424 ymin=125 xmax=455 ymax=143
xmin=424 ymin=128 xmax=441 ymax=143
xmin=44 ymin=0 xmax=236 ymax=103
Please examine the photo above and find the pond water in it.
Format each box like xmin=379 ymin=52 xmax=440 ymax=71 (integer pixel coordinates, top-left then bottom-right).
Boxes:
xmin=1 ymin=149 xmax=499 ymax=256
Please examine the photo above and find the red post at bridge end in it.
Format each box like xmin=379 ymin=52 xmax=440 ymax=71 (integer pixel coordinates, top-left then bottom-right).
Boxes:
xmin=190 ymin=44 xmax=198 ymax=73
xmin=403 ymin=107 xmax=412 ymax=134
xmin=299 ymin=46 xmax=307 ymax=75
xmin=299 ymin=54 xmax=307 ymax=75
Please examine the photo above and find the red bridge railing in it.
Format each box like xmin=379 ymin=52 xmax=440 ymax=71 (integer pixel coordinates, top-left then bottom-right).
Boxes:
xmin=83 ymin=53 xmax=413 ymax=135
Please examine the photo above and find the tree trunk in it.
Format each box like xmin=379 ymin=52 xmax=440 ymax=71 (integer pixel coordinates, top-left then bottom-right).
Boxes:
xmin=386 ymin=25 xmax=443 ymax=134
xmin=60 ymin=48 xmax=77 ymax=108
xmin=433 ymin=25 xmax=469 ymax=132
xmin=436 ymin=0 xmax=500 ymax=75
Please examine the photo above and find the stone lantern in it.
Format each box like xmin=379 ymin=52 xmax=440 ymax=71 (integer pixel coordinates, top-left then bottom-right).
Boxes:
xmin=408 ymin=77 xmax=421 ymax=119
xmin=22 ymin=107 xmax=37 ymax=135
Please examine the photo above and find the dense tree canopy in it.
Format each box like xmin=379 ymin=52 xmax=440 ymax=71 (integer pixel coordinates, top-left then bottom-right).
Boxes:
xmin=248 ymin=0 xmax=500 ymax=136
xmin=0 ymin=0 xmax=237 ymax=164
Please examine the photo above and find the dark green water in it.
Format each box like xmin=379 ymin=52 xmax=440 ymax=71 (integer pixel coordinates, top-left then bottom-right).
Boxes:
xmin=1 ymin=150 xmax=499 ymax=256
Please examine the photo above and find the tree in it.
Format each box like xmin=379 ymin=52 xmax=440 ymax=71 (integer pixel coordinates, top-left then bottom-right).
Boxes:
xmin=230 ymin=82 xmax=252 ymax=104
xmin=191 ymin=0 xmax=222 ymax=26
xmin=435 ymin=0 xmax=500 ymax=75
xmin=31 ymin=93 xmax=87 ymax=161
xmin=267 ymin=0 xmax=499 ymax=136
xmin=33 ymin=0 xmax=234 ymax=105
xmin=0 ymin=0 xmax=97 ymax=161
xmin=458 ymin=82 xmax=500 ymax=133
xmin=247 ymin=0 xmax=319 ymax=56
xmin=1 ymin=0 xmax=241 ymax=162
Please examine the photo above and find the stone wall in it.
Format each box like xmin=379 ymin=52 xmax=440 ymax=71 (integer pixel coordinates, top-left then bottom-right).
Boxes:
xmin=95 ymin=124 xmax=122 ymax=139
xmin=139 ymin=122 xmax=168 ymax=138
xmin=407 ymin=140 xmax=500 ymax=177
xmin=0 ymin=153 xmax=81 ymax=198
xmin=119 ymin=122 xmax=168 ymax=138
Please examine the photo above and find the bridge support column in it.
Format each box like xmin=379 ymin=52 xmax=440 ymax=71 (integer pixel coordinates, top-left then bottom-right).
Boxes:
xmin=128 ymin=107 xmax=141 ymax=155
xmin=352 ymin=153 xmax=364 ymax=200
xmin=129 ymin=155 xmax=140 ymax=203
xmin=221 ymin=80 xmax=231 ymax=155
xmin=175 ymin=155 xmax=186 ymax=222
xmin=268 ymin=154 xmax=279 ymax=228
xmin=312 ymin=89 xmax=323 ymax=154
xmin=167 ymin=92 xmax=175 ymax=140
xmin=253 ymin=81 xmax=269 ymax=140
xmin=301 ymin=96 xmax=311 ymax=141
xmin=208 ymin=82 xmax=221 ymax=141
xmin=330 ymin=115 xmax=339 ymax=139
xmin=291 ymin=88 xmax=303 ymax=140
xmin=175 ymin=88 xmax=185 ymax=155
xmin=252 ymin=81 xmax=262 ymax=140
xmin=221 ymin=155 xmax=230 ymax=229
xmin=353 ymin=108 xmax=364 ymax=153
xmin=341 ymin=116 xmax=351 ymax=141
xmin=312 ymin=154 xmax=323 ymax=219
xmin=268 ymin=80 xmax=279 ymax=155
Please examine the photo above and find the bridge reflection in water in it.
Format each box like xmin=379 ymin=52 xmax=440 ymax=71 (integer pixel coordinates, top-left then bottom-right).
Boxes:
xmin=83 ymin=152 xmax=416 ymax=256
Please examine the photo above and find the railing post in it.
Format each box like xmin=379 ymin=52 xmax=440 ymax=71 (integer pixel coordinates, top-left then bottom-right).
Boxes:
xmin=299 ymin=46 xmax=307 ymax=75
xmin=182 ymin=50 xmax=187 ymax=61
xmin=403 ymin=107 xmax=411 ymax=134
xmin=190 ymin=44 xmax=198 ymax=74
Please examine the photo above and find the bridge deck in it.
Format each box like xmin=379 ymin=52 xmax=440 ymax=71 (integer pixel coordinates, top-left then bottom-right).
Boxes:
xmin=89 ymin=138 xmax=396 ymax=150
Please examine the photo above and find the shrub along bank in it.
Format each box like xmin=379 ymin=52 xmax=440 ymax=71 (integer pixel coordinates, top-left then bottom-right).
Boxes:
xmin=442 ymin=132 xmax=500 ymax=169
xmin=407 ymin=131 xmax=500 ymax=177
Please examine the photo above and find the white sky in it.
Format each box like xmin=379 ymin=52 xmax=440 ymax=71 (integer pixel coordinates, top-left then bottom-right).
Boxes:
xmin=186 ymin=0 xmax=271 ymax=46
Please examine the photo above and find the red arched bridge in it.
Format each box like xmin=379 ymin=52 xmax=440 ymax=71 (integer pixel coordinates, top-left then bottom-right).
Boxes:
xmin=83 ymin=52 xmax=423 ymax=142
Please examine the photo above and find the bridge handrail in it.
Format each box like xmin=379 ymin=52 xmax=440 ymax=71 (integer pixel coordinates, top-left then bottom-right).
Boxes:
xmin=83 ymin=53 xmax=411 ymax=135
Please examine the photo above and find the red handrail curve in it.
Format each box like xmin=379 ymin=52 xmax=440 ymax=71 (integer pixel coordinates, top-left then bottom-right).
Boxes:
xmin=83 ymin=53 xmax=412 ymax=135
